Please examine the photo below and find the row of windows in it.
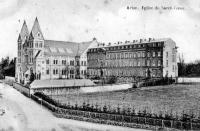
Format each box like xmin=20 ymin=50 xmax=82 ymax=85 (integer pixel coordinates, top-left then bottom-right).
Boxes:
xmin=89 ymin=42 xmax=163 ymax=52
xmin=27 ymin=42 xmax=43 ymax=48
xmin=89 ymin=59 xmax=162 ymax=68
xmin=46 ymin=59 xmax=87 ymax=66
xmin=105 ymin=59 xmax=161 ymax=67
xmin=88 ymin=51 xmax=161 ymax=60
xmin=46 ymin=69 xmax=75 ymax=75
xmin=88 ymin=54 xmax=104 ymax=60
xmin=89 ymin=69 xmax=161 ymax=77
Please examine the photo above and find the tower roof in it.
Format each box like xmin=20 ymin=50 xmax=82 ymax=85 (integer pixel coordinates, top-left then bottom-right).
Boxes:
xmin=30 ymin=17 xmax=44 ymax=39
xmin=18 ymin=20 xmax=29 ymax=42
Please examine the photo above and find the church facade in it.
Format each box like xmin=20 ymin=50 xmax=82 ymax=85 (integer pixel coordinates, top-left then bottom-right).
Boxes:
xmin=16 ymin=18 xmax=98 ymax=84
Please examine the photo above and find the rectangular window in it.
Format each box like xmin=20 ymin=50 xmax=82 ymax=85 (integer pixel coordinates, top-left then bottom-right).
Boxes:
xmin=147 ymin=52 xmax=150 ymax=57
xmin=166 ymin=60 xmax=168 ymax=67
xmin=147 ymin=60 xmax=150 ymax=66
xmin=172 ymin=65 xmax=175 ymax=72
xmin=133 ymin=53 xmax=136 ymax=58
xmin=125 ymin=53 xmax=128 ymax=58
xmin=53 ymin=60 xmax=58 ymax=64
xmin=137 ymin=61 xmax=140 ymax=66
xmin=172 ymin=55 xmax=176 ymax=62
xmin=158 ymin=51 xmax=161 ymax=57
xmin=153 ymin=52 xmax=156 ymax=57
xmin=70 ymin=60 xmax=74 ymax=66
xmin=35 ymin=42 xmax=38 ymax=48
xmin=70 ymin=69 xmax=74 ymax=74
xmin=129 ymin=53 xmax=132 ymax=58
xmin=46 ymin=59 xmax=49 ymax=64
xmin=137 ymin=52 xmax=140 ymax=58
xmin=158 ymin=60 xmax=161 ymax=66
xmin=142 ymin=52 xmax=145 ymax=57
xmin=121 ymin=53 xmax=124 ymax=59
xmin=151 ymin=60 xmax=155 ymax=66
xmin=46 ymin=69 xmax=49 ymax=74
xmin=39 ymin=42 xmax=42 ymax=48
xmin=166 ymin=52 xmax=168 ymax=58
xmin=106 ymin=54 xmax=109 ymax=59
xmin=62 ymin=60 xmax=66 ymax=65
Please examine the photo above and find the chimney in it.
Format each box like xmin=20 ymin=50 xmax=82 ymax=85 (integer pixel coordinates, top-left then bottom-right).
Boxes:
xmin=140 ymin=39 xmax=142 ymax=43
xmin=149 ymin=38 xmax=151 ymax=42
xmin=93 ymin=37 xmax=97 ymax=41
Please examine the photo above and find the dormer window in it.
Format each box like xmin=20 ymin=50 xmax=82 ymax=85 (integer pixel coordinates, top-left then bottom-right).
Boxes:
xmin=37 ymin=32 xmax=40 ymax=37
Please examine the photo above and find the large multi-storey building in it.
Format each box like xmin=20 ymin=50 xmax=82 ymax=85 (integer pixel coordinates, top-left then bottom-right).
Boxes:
xmin=16 ymin=17 xmax=98 ymax=83
xmin=87 ymin=38 xmax=178 ymax=83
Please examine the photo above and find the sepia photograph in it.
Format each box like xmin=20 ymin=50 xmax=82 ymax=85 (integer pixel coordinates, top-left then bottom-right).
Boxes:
xmin=0 ymin=0 xmax=200 ymax=130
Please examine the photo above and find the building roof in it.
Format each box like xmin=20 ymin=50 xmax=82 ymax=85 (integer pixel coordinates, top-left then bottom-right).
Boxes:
xmin=18 ymin=21 xmax=29 ymax=43
xmin=30 ymin=17 xmax=44 ymax=39
xmin=30 ymin=79 xmax=96 ymax=89
xmin=92 ymin=38 xmax=172 ymax=49
xmin=44 ymin=40 xmax=93 ymax=57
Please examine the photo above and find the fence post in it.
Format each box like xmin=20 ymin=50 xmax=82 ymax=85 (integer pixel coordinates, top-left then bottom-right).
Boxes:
xmin=170 ymin=120 xmax=173 ymax=128
xmin=181 ymin=121 xmax=183 ymax=130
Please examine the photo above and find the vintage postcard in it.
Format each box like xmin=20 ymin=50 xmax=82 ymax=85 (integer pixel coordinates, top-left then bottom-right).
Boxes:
xmin=0 ymin=0 xmax=200 ymax=131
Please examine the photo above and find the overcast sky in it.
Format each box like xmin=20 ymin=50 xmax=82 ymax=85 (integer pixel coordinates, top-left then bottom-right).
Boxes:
xmin=0 ymin=0 xmax=200 ymax=63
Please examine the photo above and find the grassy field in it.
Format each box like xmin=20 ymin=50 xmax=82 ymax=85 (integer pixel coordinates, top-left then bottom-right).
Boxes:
xmin=51 ymin=84 xmax=200 ymax=117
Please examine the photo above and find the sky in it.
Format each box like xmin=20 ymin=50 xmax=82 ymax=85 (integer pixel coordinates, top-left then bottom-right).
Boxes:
xmin=0 ymin=0 xmax=200 ymax=63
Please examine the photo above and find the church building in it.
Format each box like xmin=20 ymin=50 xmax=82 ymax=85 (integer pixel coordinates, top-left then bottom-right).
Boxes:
xmin=16 ymin=17 xmax=98 ymax=84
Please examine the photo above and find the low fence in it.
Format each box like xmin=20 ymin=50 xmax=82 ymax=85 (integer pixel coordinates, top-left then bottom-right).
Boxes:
xmin=79 ymin=83 xmax=132 ymax=93
xmin=13 ymin=82 xmax=30 ymax=97
xmin=31 ymin=94 xmax=200 ymax=130
xmin=178 ymin=77 xmax=200 ymax=83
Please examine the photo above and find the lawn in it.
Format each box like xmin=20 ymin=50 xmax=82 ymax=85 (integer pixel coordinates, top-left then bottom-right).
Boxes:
xmin=51 ymin=84 xmax=200 ymax=117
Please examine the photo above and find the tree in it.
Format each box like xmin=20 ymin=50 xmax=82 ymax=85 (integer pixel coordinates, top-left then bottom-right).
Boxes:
xmin=29 ymin=73 xmax=35 ymax=83
xmin=178 ymin=53 xmax=186 ymax=76
xmin=0 ymin=56 xmax=15 ymax=77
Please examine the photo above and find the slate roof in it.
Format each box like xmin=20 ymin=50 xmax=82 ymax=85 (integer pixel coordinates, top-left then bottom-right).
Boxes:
xmin=44 ymin=40 xmax=93 ymax=57
xmin=30 ymin=79 xmax=96 ymax=89
xmin=30 ymin=17 xmax=44 ymax=39
xmin=91 ymin=38 xmax=172 ymax=48
xmin=18 ymin=21 xmax=29 ymax=43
